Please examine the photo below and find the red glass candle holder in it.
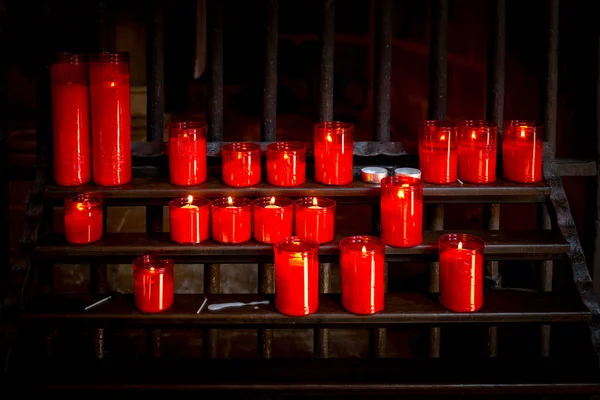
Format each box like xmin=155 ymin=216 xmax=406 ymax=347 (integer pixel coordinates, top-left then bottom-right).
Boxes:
xmin=221 ymin=142 xmax=262 ymax=187
xmin=274 ymin=236 xmax=320 ymax=316
xmin=266 ymin=142 xmax=307 ymax=186
xmin=502 ymin=120 xmax=543 ymax=183
xmin=211 ymin=196 xmax=252 ymax=244
xmin=169 ymin=195 xmax=211 ymax=244
xmin=133 ymin=255 xmax=175 ymax=313
xmin=294 ymin=197 xmax=336 ymax=244
xmin=457 ymin=120 xmax=497 ymax=184
xmin=253 ymin=196 xmax=294 ymax=244
xmin=64 ymin=193 xmax=103 ymax=244
xmin=51 ymin=53 xmax=91 ymax=187
xmin=380 ymin=176 xmax=423 ymax=247
xmin=339 ymin=236 xmax=385 ymax=315
xmin=314 ymin=121 xmax=354 ymax=185
xmin=89 ymin=52 xmax=131 ymax=187
xmin=438 ymin=233 xmax=485 ymax=312
xmin=168 ymin=121 xmax=207 ymax=186
xmin=419 ymin=120 xmax=458 ymax=184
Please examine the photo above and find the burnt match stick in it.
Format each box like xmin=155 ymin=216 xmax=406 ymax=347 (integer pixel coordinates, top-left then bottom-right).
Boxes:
xmin=196 ymin=297 xmax=208 ymax=314
xmin=85 ymin=295 xmax=112 ymax=311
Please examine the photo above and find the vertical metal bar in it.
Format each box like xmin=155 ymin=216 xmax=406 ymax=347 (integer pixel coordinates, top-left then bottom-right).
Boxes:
xmin=0 ymin=46 xmax=6 ymax=305
xmin=258 ymin=263 xmax=274 ymax=358
xmin=427 ymin=0 xmax=448 ymax=121
xmin=484 ymin=0 xmax=505 ymax=358
xmin=428 ymin=204 xmax=444 ymax=358
xmin=373 ymin=0 xmax=392 ymax=142
xmin=315 ymin=263 xmax=331 ymax=358
xmin=94 ymin=328 xmax=105 ymax=359
xmin=318 ymin=0 xmax=335 ymax=122
xmin=371 ymin=198 xmax=386 ymax=357
xmin=261 ymin=0 xmax=278 ymax=142
xmin=97 ymin=1 xmax=109 ymax=52
xmin=203 ymin=264 xmax=220 ymax=358
xmin=207 ymin=0 xmax=224 ymax=141
xmin=147 ymin=0 xmax=165 ymax=143
xmin=594 ymin=35 xmax=600 ymax=297
xmin=540 ymin=204 xmax=553 ymax=357
xmin=545 ymin=0 xmax=559 ymax=153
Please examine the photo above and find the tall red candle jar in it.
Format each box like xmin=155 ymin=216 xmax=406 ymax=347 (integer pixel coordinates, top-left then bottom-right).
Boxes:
xmin=169 ymin=195 xmax=211 ymax=244
xmin=253 ymin=196 xmax=294 ymax=244
xmin=457 ymin=120 xmax=497 ymax=184
xmin=89 ymin=52 xmax=131 ymax=187
xmin=64 ymin=193 xmax=103 ymax=244
xmin=380 ymin=176 xmax=423 ymax=247
xmin=51 ymin=53 xmax=91 ymax=187
xmin=266 ymin=142 xmax=306 ymax=186
xmin=314 ymin=121 xmax=354 ymax=185
xmin=221 ymin=142 xmax=261 ymax=187
xmin=211 ymin=196 xmax=252 ymax=244
xmin=133 ymin=255 xmax=175 ymax=313
xmin=339 ymin=236 xmax=385 ymax=315
xmin=168 ymin=122 xmax=207 ymax=186
xmin=419 ymin=120 xmax=458 ymax=184
xmin=438 ymin=233 xmax=484 ymax=312
xmin=502 ymin=120 xmax=543 ymax=183
xmin=294 ymin=197 xmax=336 ymax=244
xmin=274 ymin=236 xmax=320 ymax=316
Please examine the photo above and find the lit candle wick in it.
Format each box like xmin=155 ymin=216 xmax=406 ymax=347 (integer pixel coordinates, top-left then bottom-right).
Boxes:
xmin=226 ymin=196 xmax=236 ymax=208
xmin=265 ymin=196 xmax=280 ymax=209
xmin=110 ymin=82 xmax=115 ymax=87
xmin=458 ymin=241 xmax=463 ymax=250
xmin=181 ymin=195 xmax=198 ymax=209
xmin=520 ymin=129 xmax=526 ymax=138
xmin=76 ymin=202 xmax=85 ymax=211
xmin=309 ymin=197 xmax=322 ymax=209
xmin=398 ymin=190 xmax=405 ymax=199
xmin=326 ymin=134 xmax=333 ymax=143
xmin=471 ymin=131 xmax=476 ymax=140
xmin=440 ymin=134 xmax=446 ymax=141
xmin=361 ymin=245 xmax=367 ymax=254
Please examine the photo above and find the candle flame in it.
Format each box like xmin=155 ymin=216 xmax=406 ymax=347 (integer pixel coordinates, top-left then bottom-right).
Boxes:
xmin=401 ymin=184 xmax=410 ymax=187
xmin=361 ymin=245 xmax=367 ymax=254
xmin=326 ymin=134 xmax=333 ymax=143
xmin=110 ymin=82 xmax=115 ymax=87
xmin=227 ymin=196 xmax=233 ymax=205
xmin=312 ymin=197 xmax=318 ymax=207
xmin=270 ymin=196 xmax=275 ymax=205
xmin=440 ymin=134 xmax=446 ymax=141
xmin=76 ymin=202 xmax=85 ymax=211
xmin=471 ymin=131 xmax=476 ymax=140
xmin=398 ymin=190 xmax=405 ymax=199
xmin=187 ymin=195 xmax=193 ymax=204
xmin=458 ymin=241 xmax=463 ymax=250
xmin=520 ymin=129 xmax=526 ymax=138
xmin=283 ymin=153 xmax=289 ymax=160
xmin=149 ymin=266 xmax=155 ymax=271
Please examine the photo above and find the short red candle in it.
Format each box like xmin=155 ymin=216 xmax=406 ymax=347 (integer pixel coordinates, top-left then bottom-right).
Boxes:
xmin=169 ymin=195 xmax=211 ymax=244
xmin=457 ymin=120 xmax=497 ymax=184
xmin=133 ymin=255 xmax=174 ymax=313
xmin=274 ymin=236 xmax=320 ymax=316
xmin=266 ymin=142 xmax=306 ymax=186
xmin=64 ymin=193 xmax=103 ymax=245
xmin=502 ymin=120 xmax=543 ymax=183
xmin=51 ymin=53 xmax=91 ymax=187
xmin=339 ymin=236 xmax=385 ymax=315
xmin=89 ymin=52 xmax=131 ymax=187
xmin=221 ymin=142 xmax=262 ymax=187
xmin=314 ymin=121 xmax=354 ymax=185
xmin=380 ymin=176 xmax=423 ymax=247
xmin=211 ymin=196 xmax=252 ymax=244
xmin=294 ymin=197 xmax=336 ymax=244
xmin=438 ymin=233 xmax=485 ymax=312
xmin=253 ymin=196 xmax=294 ymax=244
xmin=168 ymin=122 xmax=207 ymax=186
xmin=419 ymin=120 xmax=458 ymax=184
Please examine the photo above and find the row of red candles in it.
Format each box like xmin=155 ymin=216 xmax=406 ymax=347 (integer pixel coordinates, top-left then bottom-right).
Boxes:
xmin=130 ymin=232 xmax=482 ymax=316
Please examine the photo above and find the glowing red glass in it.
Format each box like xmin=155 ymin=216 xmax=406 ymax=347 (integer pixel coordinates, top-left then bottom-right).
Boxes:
xmin=266 ymin=142 xmax=306 ymax=186
xmin=502 ymin=120 xmax=543 ymax=183
xmin=380 ymin=176 xmax=423 ymax=247
xmin=253 ymin=197 xmax=294 ymax=244
xmin=168 ymin=122 xmax=207 ymax=186
xmin=419 ymin=120 xmax=458 ymax=184
xmin=314 ymin=121 xmax=354 ymax=185
xmin=133 ymin=255 xmax=174 ymax=313
xmin=211 ymin=197 xmax=252 ymax=244
xmin=221 ymin=142 xmax=261 ymax=187
xmin=457 ymin=120 xmax=497 ymax=184
xmin=169 ymin=196 xmax=211 ymax=244
xmin=64 ymin=193 xmax=103 ymax=245
xmin=294 ymin=197 xmax=336 ymax=244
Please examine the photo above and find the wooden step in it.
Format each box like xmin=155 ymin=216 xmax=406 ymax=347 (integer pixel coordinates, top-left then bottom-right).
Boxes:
xmin=21 ymin=290 xmax=590 ymax=326
xmin=9 ymin=358 xmax=600 ymax=394
xmin=34 ymin=230 xmax=569 ymax=264
xmin=43 ymin=177 xmax=550 ymax=204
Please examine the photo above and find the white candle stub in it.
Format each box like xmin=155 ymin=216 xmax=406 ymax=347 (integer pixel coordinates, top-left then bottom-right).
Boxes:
xmin=361 ymin=166 xmax=388 ymax=184
xmin=181 ymin=204 xmax=198 ymax=209
xmin=394 ymin=167 xmax=422 ymax=179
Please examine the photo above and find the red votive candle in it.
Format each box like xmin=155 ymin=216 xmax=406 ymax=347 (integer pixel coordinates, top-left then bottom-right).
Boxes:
xmin=419 ymin=120 xmax=458 ymax=184
xmin=211 ymin=196 xmax=252 ymax=244
xmin=457 ymin=120 xmax=497 ymax=184
xmin=168 ymin=121 xmax=207 ymax=186
xmin=89 ymin=52 xmax=131 ymax=187
xmin=380 ymin=176 xmax=423 ymax=247
xmin=253 ymin=196 xmax=294 ymax=244
xmin=64 ymin=193 xmax=103 ymax=244
xmin=51 ymin=53 xmax=91 ymax=187
xmin=133 ymin=255 xmax=174 ymax=313
xmin=294 ymin=197 xmax=336 ymax=244
xmin=502 ymin=120 xmax=543 ymax=183
xmin=266 ymin=142 xmax=307 ymax=186
xmin=339 ymin=236 xmax=385 ymax=315
xmin=438 ymin=233 xmax=485 ymax=312
xmin=314 ymin=121 xmax=354 ymax=185
xmin=169 ymin=195 xmax=211 ymax=244
xmin=274 ymin=236 xmax=320 ymax=316
xmin=221 ymin=142 xmax=262 ymax=187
